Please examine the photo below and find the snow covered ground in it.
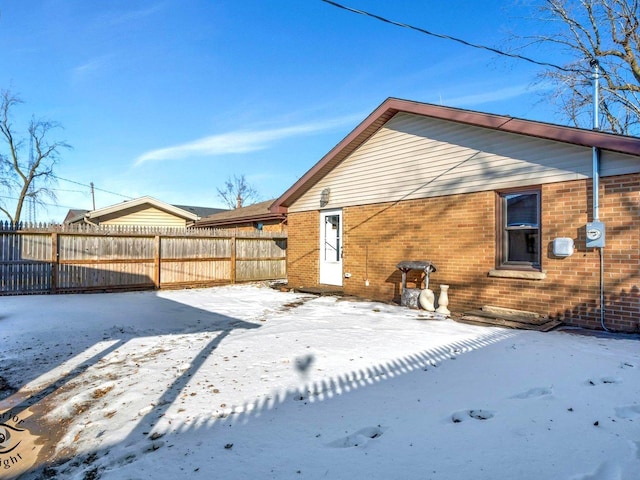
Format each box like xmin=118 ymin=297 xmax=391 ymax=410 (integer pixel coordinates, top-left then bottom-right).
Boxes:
xmin=1 ymin=283 xmax=639 ymax=480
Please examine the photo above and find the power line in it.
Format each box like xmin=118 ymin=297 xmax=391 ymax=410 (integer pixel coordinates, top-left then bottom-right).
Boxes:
xmin=51 ymin=174 xmax=134 ymax=200
xmin=321 ymin=0 xmax=587 ymax=75
xmin=0 ymin=195 xmax=81 ymax=211
xmin=51 ymin=188 xmax=89 ymax=194
xmin=0 ymin=175 xmax=133 ymax=221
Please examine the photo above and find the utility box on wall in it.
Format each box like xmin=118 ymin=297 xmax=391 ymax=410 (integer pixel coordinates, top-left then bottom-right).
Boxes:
xmin=585 ymin=221 xmax=606 ymax=248
xmin=553 ymin=237 xmax=574 ymax=257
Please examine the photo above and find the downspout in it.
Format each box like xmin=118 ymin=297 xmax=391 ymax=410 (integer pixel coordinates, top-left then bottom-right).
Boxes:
xmin=591 ymin=59 xmax=608 ymax=332
xmin=83 ymin=215 xmax=99 ymax=226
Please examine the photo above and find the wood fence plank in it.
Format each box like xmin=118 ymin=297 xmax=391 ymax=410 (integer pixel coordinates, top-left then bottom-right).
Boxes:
xmin=51 ymin=232 xmax=58 ymax=293
xmin=154 ymin=235 xmax=161 ymax=288
xmin=0 ymin=225 xmax=287 ymax=295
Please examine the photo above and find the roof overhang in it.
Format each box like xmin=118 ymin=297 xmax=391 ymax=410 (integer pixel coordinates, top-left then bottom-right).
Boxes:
xmin=196 ymin=212 xmax=285 ymax=228
xmin=85 ymin=196 xmax=200 ymax=222
xmin=270 ymin=97 xmax=640 ymax=213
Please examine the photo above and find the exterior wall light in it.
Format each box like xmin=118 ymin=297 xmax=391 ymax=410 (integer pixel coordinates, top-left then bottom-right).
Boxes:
xmin=320 ymin=188 xmax=330 ymax=207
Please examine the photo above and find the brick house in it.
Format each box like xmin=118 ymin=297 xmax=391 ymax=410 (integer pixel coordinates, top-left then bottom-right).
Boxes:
xmin=195 ymin=199 xmax=286 ymax=233
xmin=270 ymin=98 xmax=640 ymax=332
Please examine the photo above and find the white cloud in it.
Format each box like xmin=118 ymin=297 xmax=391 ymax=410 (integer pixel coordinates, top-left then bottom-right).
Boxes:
xmin=71 ymin=55 xmax=113 ymax=83
xmin=134 ymin=115 xmax=359 ymax=167
xmin=109 ymin=4 xmax=165 ymax=25
xmin=92 ymin=4 xmax=166 ymax=29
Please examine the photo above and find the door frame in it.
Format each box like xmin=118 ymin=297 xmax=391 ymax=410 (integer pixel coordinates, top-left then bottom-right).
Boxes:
xmin=319 ymin=209 xmax=343 ymax=286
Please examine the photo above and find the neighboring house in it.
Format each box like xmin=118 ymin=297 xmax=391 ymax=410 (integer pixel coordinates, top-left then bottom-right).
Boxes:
xmin=195 ymin=199 xmax=286 ymax=232
xmin=65 ymin=196 xmax=226 ymax=228
xmin=270 ymin=98 xmax=640 ymax=332
xmin=173 ymin=204 xmax=227 ymax=219
xmin=63 ymin=209 xmax=90 ymax=224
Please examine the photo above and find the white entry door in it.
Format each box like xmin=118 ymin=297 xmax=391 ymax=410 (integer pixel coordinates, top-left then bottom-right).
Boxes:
xmin=319 ymin=209 xmax=343 ymax=286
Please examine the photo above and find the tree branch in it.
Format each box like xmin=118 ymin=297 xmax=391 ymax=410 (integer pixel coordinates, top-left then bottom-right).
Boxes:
xmin=0 ymin=89 xmax=70 ymax=222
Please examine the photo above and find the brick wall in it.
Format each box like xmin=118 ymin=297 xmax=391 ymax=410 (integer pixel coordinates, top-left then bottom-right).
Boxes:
xmin=287 ymin=210 xmax=320 ymax=288
xmin=287 ymin=173 xmax=640 ymax=332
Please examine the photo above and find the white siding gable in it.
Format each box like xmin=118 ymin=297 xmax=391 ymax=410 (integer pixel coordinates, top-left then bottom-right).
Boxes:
xmin=290 ymin=112 xmax=639 ymax=213
xmin=101 ymin=206 xmax=187 ymax=227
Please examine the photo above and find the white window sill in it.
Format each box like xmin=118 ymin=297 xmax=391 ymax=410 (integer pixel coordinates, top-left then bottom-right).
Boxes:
xmin=488 ymin=269 xmax=547 ymax=280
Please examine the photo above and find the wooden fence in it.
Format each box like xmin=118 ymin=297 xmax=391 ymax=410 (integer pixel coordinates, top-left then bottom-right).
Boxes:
xmin=0 ymin=223 xmax=287 ymax=295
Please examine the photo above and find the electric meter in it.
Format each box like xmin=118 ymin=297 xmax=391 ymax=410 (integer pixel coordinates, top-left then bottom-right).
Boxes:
xmin=585 ymin=221 xmax=605 ymax=248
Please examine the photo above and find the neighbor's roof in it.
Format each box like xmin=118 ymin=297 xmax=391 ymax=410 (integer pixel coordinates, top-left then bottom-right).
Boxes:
xmin=196 ymin=199 xmax=285 ymax=227
xmin=67 ymin=196 xmax=202 ymax=223
xmin=65 ymin=201 xmax=224 ymax=224
xmin=64 ymin=209 xmax=89 ymax=224
xmin=173 ymin=205 xmax=227 ymax=218
xmin=270 ymin=97 xmax=640 ymax=213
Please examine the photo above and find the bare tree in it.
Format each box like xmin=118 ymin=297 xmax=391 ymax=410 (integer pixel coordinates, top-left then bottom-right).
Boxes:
xmin=216 ymin=174 xmax=260 ymax=209
xmin=0 ymin=89 xmax=71 ymax=223
xmin=519 ymin=0 xmax=640 ymax=135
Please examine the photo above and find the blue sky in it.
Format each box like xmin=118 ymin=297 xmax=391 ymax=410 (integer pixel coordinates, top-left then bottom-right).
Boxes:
xmin=0 ymin=0 xmax=566 ymax=222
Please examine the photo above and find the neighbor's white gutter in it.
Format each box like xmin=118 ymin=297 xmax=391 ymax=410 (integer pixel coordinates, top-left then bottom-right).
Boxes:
xmin=83 ymin=215 xmax=99 ymax=226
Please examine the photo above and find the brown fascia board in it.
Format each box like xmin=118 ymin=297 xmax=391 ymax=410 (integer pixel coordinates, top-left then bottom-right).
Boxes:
xmin=269 ymin=103 xmax=399 ymax=213
xmin=195 ymin=213 xmax=285 ymax=228
xmin=269 ymin=97 xmax=640 ymax=213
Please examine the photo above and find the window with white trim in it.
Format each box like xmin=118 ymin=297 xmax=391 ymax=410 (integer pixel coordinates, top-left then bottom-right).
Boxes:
xmin=498 ymin=189 xmax=541 ymax=269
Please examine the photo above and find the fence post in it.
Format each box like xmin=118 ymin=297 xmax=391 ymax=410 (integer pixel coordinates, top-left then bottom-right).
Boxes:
xmin=154 ymin=235 xmax=161 ymax=289
xmin=0 ymin=227 xmax=286 ymax=296
xmin=51 ymin=232 xmax=58 ymax=293
xmin=230 ymin=235 xmax=236 ymax=284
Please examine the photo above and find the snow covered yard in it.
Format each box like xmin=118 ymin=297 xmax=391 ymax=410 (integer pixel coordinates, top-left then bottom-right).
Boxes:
xmin=1 ymin=283 xmax=639 ymax=480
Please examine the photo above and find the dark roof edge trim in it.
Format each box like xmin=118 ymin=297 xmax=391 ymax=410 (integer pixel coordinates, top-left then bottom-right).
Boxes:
xmin=195 ymin=213 xmax=285 ymax=228
xmin=269 ymin=100 xmax=399 ymax=213
xmin=270 ymin=97 xmax=640 ymax=213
